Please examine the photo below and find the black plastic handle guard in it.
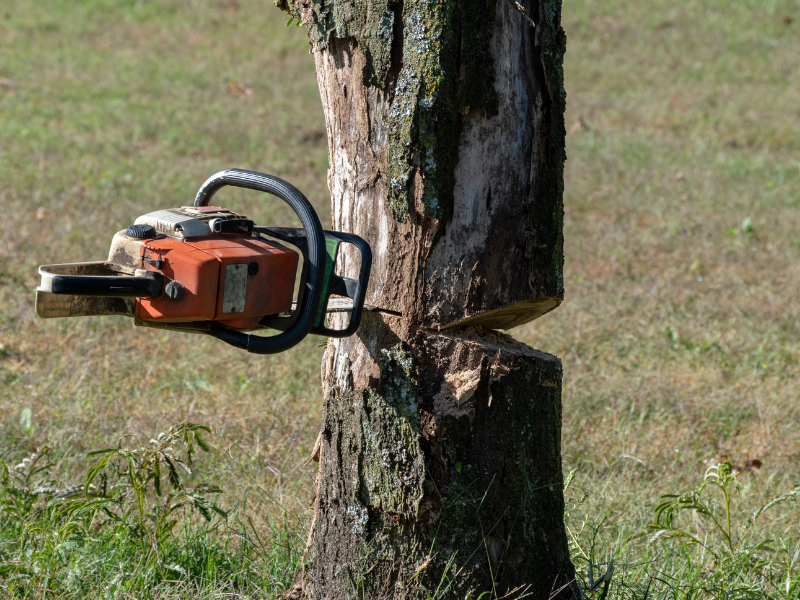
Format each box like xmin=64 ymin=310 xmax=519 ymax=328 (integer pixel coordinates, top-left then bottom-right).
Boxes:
xmin=254 ymin=227 xmax=372 ymax=339
xmin=311 ymin=231 xmax=372 ymax=338
xmin=194 ymin=168 xmax=326 ymax=355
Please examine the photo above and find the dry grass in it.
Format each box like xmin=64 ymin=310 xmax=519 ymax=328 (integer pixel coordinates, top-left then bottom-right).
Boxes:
xmin=1 ymin=0 xmax=799 ymax=596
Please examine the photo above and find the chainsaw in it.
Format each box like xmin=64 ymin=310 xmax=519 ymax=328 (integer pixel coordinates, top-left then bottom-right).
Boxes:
xmin=35 ymin=169 xmax=372 ymax=354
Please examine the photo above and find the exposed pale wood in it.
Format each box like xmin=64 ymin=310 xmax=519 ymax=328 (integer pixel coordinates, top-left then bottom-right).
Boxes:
xmin=440 ymin=297 xmax=562 ymax=331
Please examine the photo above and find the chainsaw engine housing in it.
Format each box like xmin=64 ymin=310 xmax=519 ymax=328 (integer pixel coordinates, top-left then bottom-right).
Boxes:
xmin=38 ymin=206 xmax=298 ymax=330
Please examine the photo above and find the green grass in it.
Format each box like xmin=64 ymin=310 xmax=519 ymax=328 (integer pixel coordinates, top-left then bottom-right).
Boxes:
xmin=518 ymin=0 xmax=800 ymax=595
xmin=1 ymin=0 xmax=799 ymax=597
xmin=0 ymin=424 xmax=301 ymax=597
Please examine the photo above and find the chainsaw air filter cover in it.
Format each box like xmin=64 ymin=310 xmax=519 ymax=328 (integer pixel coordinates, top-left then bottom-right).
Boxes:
xmin=36 ymin=169 xmax=372 ymax=355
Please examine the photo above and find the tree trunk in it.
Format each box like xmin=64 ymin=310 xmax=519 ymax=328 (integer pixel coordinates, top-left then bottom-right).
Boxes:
xmin=278 ymin=0 xmax=574 ymax=596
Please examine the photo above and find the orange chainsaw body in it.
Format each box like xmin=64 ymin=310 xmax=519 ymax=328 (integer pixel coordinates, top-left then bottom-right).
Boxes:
xmin=136 ymin=234 xmax=298 ymax=329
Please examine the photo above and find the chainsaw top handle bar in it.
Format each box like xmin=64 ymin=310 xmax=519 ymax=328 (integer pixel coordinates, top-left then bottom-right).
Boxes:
xmin=194 ymin=168 xmax=326 ymax=355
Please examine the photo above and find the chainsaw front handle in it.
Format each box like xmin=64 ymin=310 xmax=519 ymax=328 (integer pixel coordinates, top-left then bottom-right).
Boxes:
xmin=194 ymin=168 xmax=326 ymax=355
xmin=38 ymin=262 xmax=162 ymax=298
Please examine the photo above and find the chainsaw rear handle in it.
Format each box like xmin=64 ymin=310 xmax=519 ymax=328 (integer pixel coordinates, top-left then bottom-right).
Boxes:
xmin=311 ymin=231 xmax=371 ymax=338
xmin=40 ymin=264 xmax=163 ymax=298
xmin=194 ymin=168 xmax=326 ymax=355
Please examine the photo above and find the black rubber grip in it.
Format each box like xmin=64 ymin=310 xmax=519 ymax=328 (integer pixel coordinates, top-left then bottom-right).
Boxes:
xmin=51 ymin=275 xmax=162 ymax=298
xmin=194 ymin=168 xmax=326 ymax=355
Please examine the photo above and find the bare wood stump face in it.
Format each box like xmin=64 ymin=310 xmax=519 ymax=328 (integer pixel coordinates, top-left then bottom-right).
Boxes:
xmin=276 ymin=0 xmax=575 ymax=595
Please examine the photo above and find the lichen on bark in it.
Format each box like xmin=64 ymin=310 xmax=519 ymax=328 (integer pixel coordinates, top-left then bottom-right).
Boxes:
xmin=277 ymin=0 xmax=499 ymax=223
xmin=306 ymin=343 xmax=429 ymax=596
xmin=360 ymin=345 xmax=424 ymax=515
xmin=285 ymin=0 xmax=396 ymax=87
xmin=386 ymin=0 xmax=500 ymax=223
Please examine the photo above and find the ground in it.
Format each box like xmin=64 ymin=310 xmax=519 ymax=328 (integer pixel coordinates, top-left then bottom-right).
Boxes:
xmin=0 ymin=0 xmax=798 ymax=597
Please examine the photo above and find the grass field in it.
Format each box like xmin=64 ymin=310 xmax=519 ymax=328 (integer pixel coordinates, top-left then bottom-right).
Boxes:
xmin=1 ymin=0 xmax=799 ymax=597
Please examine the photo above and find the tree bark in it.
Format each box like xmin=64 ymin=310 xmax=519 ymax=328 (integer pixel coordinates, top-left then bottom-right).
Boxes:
xmin=278 ymin=0 xmax=574 ymax=596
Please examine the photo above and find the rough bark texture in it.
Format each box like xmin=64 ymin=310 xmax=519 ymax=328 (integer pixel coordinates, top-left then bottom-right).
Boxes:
xmin=277 ymin=0 xmax=574 ymax=596
xmin=307 ymin=320 xmax=574 ymax=598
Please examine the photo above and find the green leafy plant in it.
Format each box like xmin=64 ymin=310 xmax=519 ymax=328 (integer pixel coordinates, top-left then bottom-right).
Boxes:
xmin=646 ymin=461 xmax=800 ymax=599
xmin=650 ymin=462 xmax=741 ymax=553
xmin=84 ymin=422 xmax=225 ymax=541
xmin=563 ymin=465 xmax=800 ymax=600
xmin=0 ymin=424 xmax=300 ymax=598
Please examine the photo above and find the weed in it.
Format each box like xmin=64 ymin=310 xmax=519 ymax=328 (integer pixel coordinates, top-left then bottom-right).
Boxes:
xmin=644 ymin=462 xmax=800 ymax=598
xmin=0 ymin=424 xmax=300 ymax=598
xmin=567 ymin=463 xmax=800 ymax=599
